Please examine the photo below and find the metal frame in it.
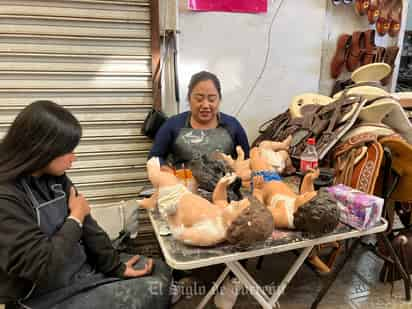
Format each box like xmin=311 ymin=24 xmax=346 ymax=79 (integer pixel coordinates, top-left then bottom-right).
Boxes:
xmin=149 ymin=212 xmax=388 ymax=308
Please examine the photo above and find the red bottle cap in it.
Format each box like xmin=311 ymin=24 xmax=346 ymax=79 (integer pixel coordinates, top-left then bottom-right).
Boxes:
xmin=307 ymin=138 xmax=316 ymax=145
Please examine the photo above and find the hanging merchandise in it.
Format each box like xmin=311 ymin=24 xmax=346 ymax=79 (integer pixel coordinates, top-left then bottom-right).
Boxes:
xmin=188 ymin=0 xmax=267 ymax=13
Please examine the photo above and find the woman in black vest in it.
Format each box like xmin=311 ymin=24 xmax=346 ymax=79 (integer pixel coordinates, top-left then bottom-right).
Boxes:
xmin=0 ymin=101 xmax=171 ymax=309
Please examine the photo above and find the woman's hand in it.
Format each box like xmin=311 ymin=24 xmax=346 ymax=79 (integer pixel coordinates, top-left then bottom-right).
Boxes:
xmin=68 ymin=186 xmax=90 ymax=223
xmin=123 ymin=255 xmax=154 ymax=278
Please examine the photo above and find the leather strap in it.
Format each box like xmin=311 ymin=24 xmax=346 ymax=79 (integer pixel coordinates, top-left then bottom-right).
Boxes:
xmin=334 ymin=132 xmax=377 ymax=157
xmin=152 ymin=32 xmax=175 ymax=111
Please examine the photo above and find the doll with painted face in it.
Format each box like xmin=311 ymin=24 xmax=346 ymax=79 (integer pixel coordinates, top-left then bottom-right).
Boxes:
xmin=139 ymin=157 xmax=274 ymax=247
xmin=249 ymin=146 xmax=340 ymax=272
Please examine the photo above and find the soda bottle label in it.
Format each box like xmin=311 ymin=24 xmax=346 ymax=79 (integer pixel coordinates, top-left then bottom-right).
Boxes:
xmin=300 ymin=159 xmax=318 ymax=172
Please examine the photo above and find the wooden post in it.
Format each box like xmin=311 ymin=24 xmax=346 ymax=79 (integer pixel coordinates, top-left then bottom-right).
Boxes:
xmin=151 ymin=0 xmax=161 ymax=111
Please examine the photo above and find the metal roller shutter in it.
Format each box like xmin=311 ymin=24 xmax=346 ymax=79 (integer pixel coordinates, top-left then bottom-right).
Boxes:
xmin=0 ymin=0 xmax=159 ymax=253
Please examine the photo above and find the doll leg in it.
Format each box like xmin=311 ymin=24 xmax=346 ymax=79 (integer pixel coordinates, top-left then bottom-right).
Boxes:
xmin=300 ymin=168 xmax=320 ymax=194
xmin=139 ymin=191 xmax=159 ymax=210
xmin=295 ymin=191 xmax=317 ymax=209
xmin=250 ymin=147 xmax=272 ymax=171
xmin=307 ymin=255 xmax=331 ymax=273
xmin=259 ymin=135 xmax=292 ymax=152
xmin=146 ymin=157 xmax=179 ymax=188
xmin=212 ymin=174 xmax=236 ymax=206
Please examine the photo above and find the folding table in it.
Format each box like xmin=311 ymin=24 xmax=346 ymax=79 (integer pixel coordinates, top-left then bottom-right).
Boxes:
xmin=148 ymin=210 xmax=387 ymax=308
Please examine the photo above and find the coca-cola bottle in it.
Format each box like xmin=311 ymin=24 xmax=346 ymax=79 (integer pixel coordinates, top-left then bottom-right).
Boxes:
xmin=300 ymin=138 xmax=318 ymax=173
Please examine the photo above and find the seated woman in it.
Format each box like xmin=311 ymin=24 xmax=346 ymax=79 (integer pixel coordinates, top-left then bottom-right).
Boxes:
xmin=148 ymin=71 xmax=250 ymax=171
xmin=0 ymin=101 xmax=171 ymax=308
xmin=140 ymin=157 xmax=274 ymax=247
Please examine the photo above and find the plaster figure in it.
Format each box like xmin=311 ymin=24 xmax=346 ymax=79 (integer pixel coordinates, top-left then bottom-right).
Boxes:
xmin=139 ymin=157 xmax=274 ymax=247
xmin=220 ymin=136 xmax=294 ymax=189
xmin=249 ymin=146 xmax=340 ymax=272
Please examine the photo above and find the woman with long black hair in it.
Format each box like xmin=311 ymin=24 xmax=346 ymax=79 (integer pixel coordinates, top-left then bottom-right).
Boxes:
xmin=0 ymin=100 xmax=171 ymax=309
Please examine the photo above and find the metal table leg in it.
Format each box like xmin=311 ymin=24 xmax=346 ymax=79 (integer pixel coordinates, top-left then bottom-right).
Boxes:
xmin=311 ymin=238 xmax=361 ymax=309
xmin=196 ymin=267 xmax=231 ymax=309
xmin=227 ymin=261 xmax=271 ymax=309
xmin=380 ymin=233 xmax=411 ymax=300
xmin=269 ymin=246 xmax=313 ymax=306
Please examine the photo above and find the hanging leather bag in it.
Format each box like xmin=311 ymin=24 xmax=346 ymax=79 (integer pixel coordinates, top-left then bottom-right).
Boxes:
xmin=141 ymin=108 xmax=167 ymax=139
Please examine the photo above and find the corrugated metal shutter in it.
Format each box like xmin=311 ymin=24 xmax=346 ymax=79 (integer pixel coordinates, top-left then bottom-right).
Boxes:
xmin=0 ymin=0 xmax=159 ymax=253
xmin=0 ymin=0 xmax=153 ymax=202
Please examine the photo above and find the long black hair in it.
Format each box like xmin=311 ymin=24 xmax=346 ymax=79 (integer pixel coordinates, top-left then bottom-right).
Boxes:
xmin=0 ymin=100 xmax=82 ymax=182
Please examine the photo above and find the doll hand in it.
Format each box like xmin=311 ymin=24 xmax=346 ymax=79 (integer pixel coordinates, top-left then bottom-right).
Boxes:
xmin=147 ymin=157 xmax=160 ymax=169
xmin=252 ymin=175 xmax=265 ymax=190
xmin=235 ymin=146 xmax=245 ymax=161
xmin=219 ymin=173 xmax=237 ymax=185
xmin=306 ymin=168 xmax=320 ymax=180
xmin=219 ymin=153 xmax=235 ymax=167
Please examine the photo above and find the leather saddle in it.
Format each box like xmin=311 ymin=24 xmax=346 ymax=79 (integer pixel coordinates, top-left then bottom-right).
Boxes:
xmin=333 ymin=132 xmax=383 ymax=194
xmin=253 ymin=94 xmax=366 ymax=164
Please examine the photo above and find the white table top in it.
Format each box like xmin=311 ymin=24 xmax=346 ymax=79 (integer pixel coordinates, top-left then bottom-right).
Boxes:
xmin=148 ymin=210 xmax=388 ymax=270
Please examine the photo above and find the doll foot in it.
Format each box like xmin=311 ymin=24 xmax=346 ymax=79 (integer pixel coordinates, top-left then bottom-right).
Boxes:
xmin=308 ymin=255 xmax=331 ymax=273
xmin=137 ymin=198 xmax=156 ymax=210
xmin=147 ymin=157 xmax=161 ymax=169
xmin=220 ymin=173 xmax=237 ymax=185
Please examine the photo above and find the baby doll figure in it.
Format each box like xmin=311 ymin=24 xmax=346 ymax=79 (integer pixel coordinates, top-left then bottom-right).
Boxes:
xmin=250 ymin=147 xmax=340 ymax=273
xmin=139 ymin=157 xmax=274 ymax=247
xmin=250 ymin=146 xmax=339 ymax=232
xmin=250 ymin=146 xmax=320 ymax=229
xmin=220 ymin=136 xmax=294 ymax=189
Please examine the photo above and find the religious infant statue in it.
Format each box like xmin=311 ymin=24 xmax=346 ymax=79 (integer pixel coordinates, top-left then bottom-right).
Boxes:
xmin=139 ymin=157 xmax=274 ymax=247
xmin=140 ymin=144 xmax=339 ymax=248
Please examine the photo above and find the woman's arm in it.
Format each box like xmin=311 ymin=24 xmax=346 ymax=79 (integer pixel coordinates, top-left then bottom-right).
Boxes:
xmin=232 ymin=118 xmax=250 ymax=159
xmin=237 ymin=126 xmax=250 ymax=159
xmin=148 ymin=120 xmax=175 ymax=166
xmin=81 ymin=215 xmax=126 ymax=277
xmin=63 ymin=175 xmax=126 ymax=277
xmin=0 ymin=195 xmax=83 ymax=287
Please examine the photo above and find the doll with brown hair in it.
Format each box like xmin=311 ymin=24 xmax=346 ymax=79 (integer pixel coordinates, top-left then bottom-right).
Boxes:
xmin=139 ymin=157 xmax=274 ymax=247
xmin=250 ymin=146 xmax=320 ymax=228
xmin=249 ymin=146 xmax=340 ymax=272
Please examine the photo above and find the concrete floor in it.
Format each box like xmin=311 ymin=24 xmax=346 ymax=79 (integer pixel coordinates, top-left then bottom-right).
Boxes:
xmin=172 ymin=244 xmax=412 ymax=309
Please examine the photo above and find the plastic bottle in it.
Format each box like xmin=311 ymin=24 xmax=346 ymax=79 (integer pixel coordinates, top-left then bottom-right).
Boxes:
xmin=300 ymin=137 xmax=319 ymax=173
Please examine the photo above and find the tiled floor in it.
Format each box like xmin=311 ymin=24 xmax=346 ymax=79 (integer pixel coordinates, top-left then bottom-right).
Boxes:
xmin=172 ymin=245 xmax=412 ymax=308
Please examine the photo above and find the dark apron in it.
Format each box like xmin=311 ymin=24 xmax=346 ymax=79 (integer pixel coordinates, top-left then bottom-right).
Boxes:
xmin=172 ymin=126 xmax=234 ymax=166
xmin=20 ymin=180 xmax=120 ymax=309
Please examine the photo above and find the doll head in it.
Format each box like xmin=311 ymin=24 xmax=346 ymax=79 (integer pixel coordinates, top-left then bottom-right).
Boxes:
xmin=190 ymin=152 xmax=242 ymax=201
xmin=226 ymin=196 xmax=274 ymax=248
xmin=293 ymin=188 xmax=340 ymax=236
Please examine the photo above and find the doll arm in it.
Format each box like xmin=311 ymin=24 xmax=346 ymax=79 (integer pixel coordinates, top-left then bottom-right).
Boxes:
xmin=300 ymin=168 xmax=320 ymax=194
xmin=251 ymin=175 xmax=265 ymax=204
xmin=258 ymin=135 xmax=292 ymax=152
xmin=212 ymin=174 xmax=237 ymax=206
